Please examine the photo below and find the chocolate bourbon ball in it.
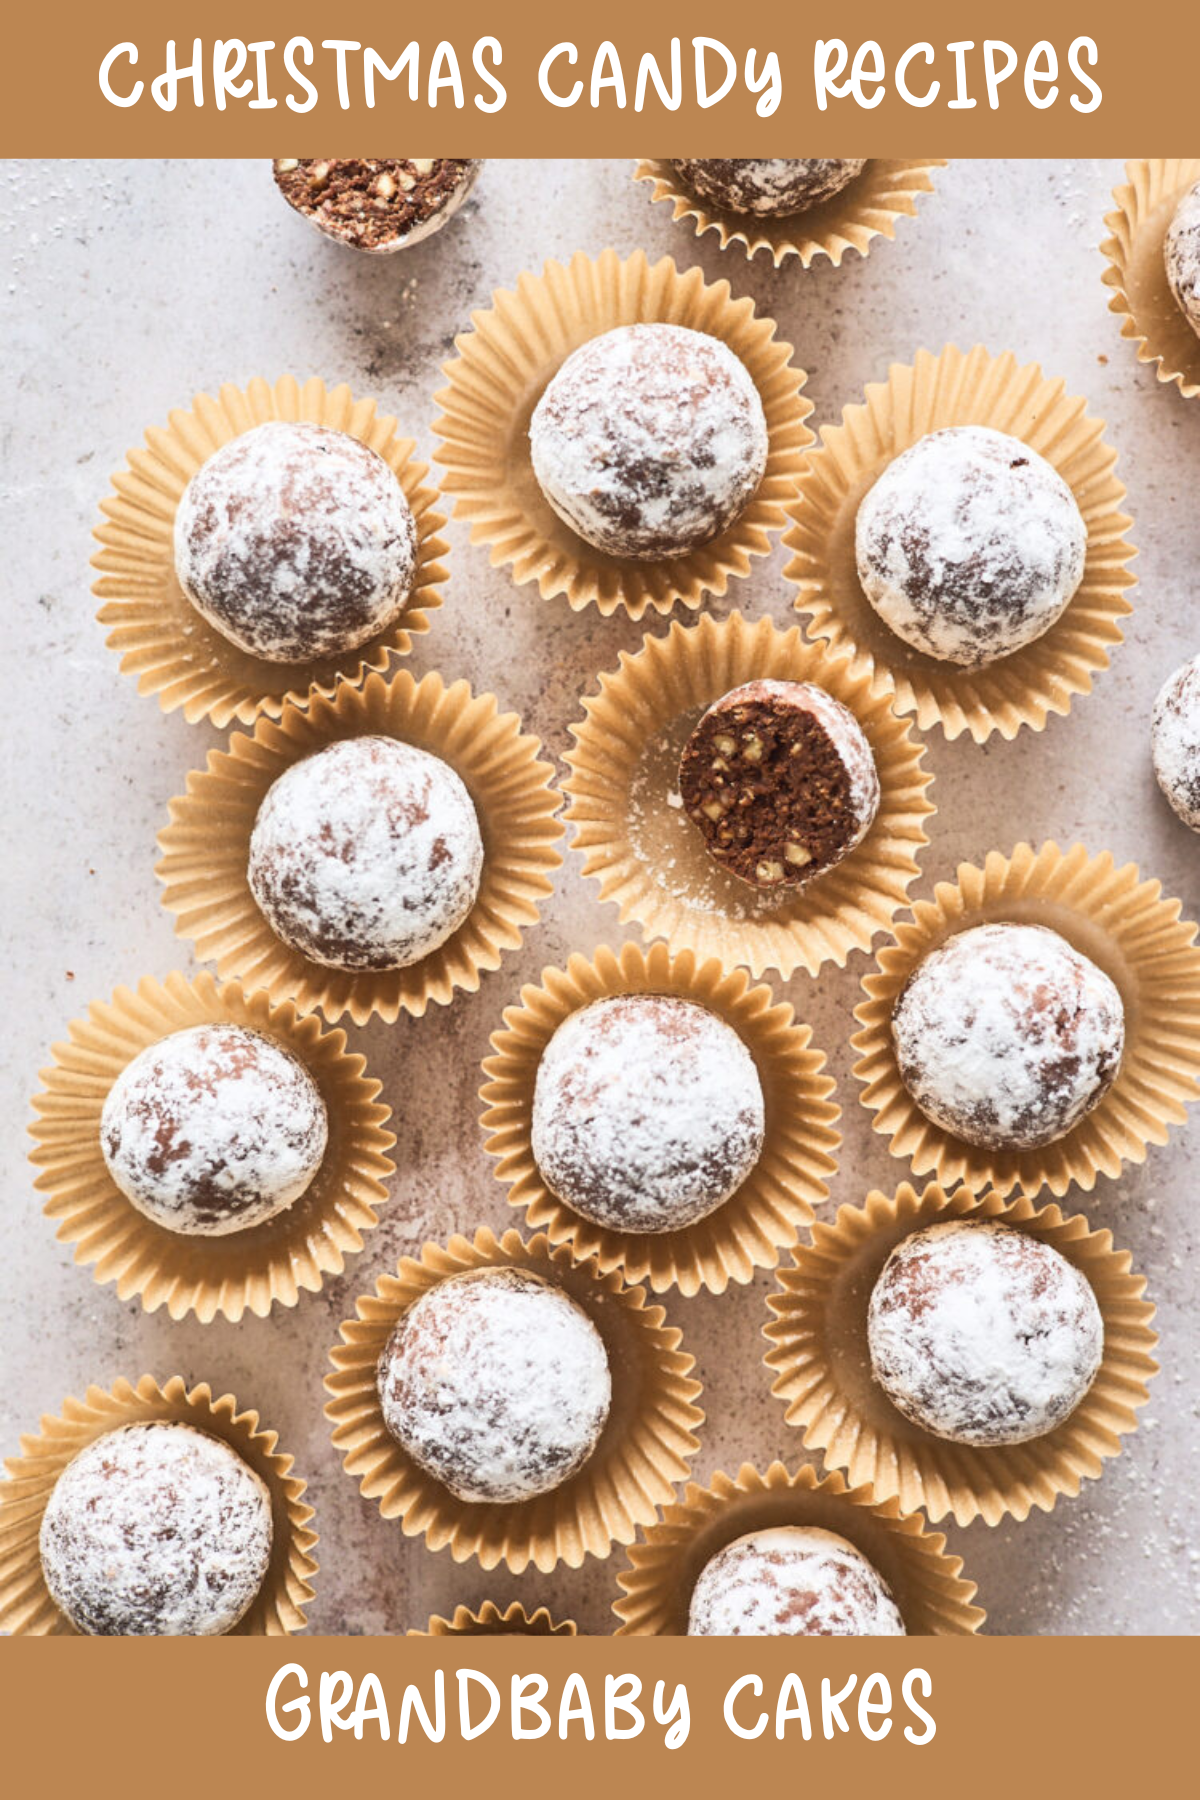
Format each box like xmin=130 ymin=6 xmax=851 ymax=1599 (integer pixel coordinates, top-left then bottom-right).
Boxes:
xmin=377 ymin=1267 xmax=612 ymax=1504
xmin=272 ymin=158 xmax=480 ymax=253
xmin=687 ymin=1526 xmax=905 ymax=1636
xmin=99 ymin=1023 xmax=328 ymax=1237
xmin=248 ymin=736 xmax=483 ymax=972
xmin=868 ymin=1219 xmax=1104 ymax=1446
xmin=679 ymin=679 xmax=880 ymax=892
xmin=529 ymin=323 xmax=768 ymax=560
xmin=855 ymin=425 xmax=1088 ymax=667
xmin=530 ymin=994 xmax=765 ymax=1234
xmin=672 ymin=158 xmax=867 ymax=217
xmin=1165 ymin=180 xmax=1200 ymax=337
xmin=174 ymin=421 xmax=417 ymax=664
xmin=39 ymin=1421 xmax=273 ymax=1636
xmin=1152 ymin=653 xmax=1200 ymax=830
xmin=892 ymin=922 xmax=1124 ymax=1152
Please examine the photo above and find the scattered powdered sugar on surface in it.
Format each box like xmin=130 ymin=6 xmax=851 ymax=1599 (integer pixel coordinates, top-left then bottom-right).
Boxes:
xmin=377 ymin=1268 xmax=612 ymax=1504
xmin=39 ymin=1422 xmax=273 ymax=1636
xmin=868 ymin=1220 xmax=1104 ymax=1446
xmin=672 ymin=158 xmax=866 ymax=217
xmin=892 ymin=921 xmax=1125 ymax=1150
xmin=248 ymin=736 xmax=483 ymax=971
xmin=856 ymin=425 xmax=1087 ymax=667
xmin=531 ymin=994 xmax=765 ymax=1233
xmin=687 ymin=1526 xmax=906 ymax=1637
xmin=1165 ymin=180 xmax=1200 ymax=334
xmin=1151 ymin=652 xmax=1200 ymax=830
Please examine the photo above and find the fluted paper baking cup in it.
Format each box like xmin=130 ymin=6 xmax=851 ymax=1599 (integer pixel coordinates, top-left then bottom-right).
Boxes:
xmin=613 ymin=1460 xmax=982 ymax=1635
xmin=785 ymin=344 xmax=1137 ymax=742
xmin=157 ymin=667 xmax=563 ymax=1025
xmin=432 ymin=248 xmax=812 ymax=619
xmin=0 ymin=1374 xmax=317 ymax=1635
xmin=562 ymin=611 xmax=933 ymax=980
xmin=633 ymin=159 xmax=946 ymax=269
xmin=29 ymin=971 xmax=395 ymax=1323
xmin=480 ymin=940 xmax=840 ymax=1295
xmin=853 ymin=841 xmax=1200 ymax=1199
xmin=94 ymin=374 xmax=449 ymax=729
xmin=764 ymin=1183 xmax=1158 ymax=1528
xmin=410 ymin=1600 xmax=577 ymax=1637
xmin=1102 ymin=159 xmax=1200 ymax=400
xmin=325 ymin=1227 xmax=704 ymax=1574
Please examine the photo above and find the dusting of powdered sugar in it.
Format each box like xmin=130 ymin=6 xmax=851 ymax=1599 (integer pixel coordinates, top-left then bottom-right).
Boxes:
xmin=531 ymin=994 xmax=765 ymax=1234
xmin=868 ymin=1219 xmax=1104 ymax=1447
xmin=1165 ymin=180 xmax=1200 ymax=335
xmin=672 ymin=158 xmax=866 ymax=217
xmin=377 ymin=1267 xmax=612 ymax=1504
xmin=248 ymin=736 xmax=483 ymax=972
xmin=39 ymin=1422 xmax=273 ymax=1636
xmin=856 ymin=424 xmax=1087 ymax=667
xmin=174 ymin=421 xmax=417 ymax=663
xmin=892 ymin=922 xmax=1124 ymax=1151
xmin=100 ymin=1023 xmax=328 ymax=1236
xmin=687 ymin=1526 xmax=906 ymax=1637
xmin=529 ymin=323 xmax=768 ymax=560
xmin=1151 ymin=652 xmax=1200 ymax=830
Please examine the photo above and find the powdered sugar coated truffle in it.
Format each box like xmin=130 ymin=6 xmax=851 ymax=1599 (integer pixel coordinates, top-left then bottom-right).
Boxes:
xmin=531 ymin=994 xmax=765 ymax=1234
xmin=377 ymin=1267 xmax=612 ymax=1504
xmin=672 ymin=158 xmax=867 ymax=217
xmin=529 ymin=324 xmax=768 ymax=560
xmin=868 ymin=1219 xmax=1104 ymax=1446
xmin=248 ymin=736 xmax=483 ymax=972
xmin=687 ymin=1526 xmax=905 ymax=1637
xmin=1151 ymin=653 xmax=1200 ymax=831
xmin=1165 ymin=180 xmax=1200 ymax=337
xmin=856 ymin=425 xmax=1087 ymax=667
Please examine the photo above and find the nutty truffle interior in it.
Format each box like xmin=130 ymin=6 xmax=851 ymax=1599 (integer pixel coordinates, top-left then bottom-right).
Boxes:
xmin=272 ymin=158 xmax=471 ymax=248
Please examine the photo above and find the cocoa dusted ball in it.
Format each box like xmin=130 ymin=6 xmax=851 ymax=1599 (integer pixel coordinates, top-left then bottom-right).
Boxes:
xmin=377 ymin=1268 xmax=612 ymax=1504
xmin=272 ymin=158 xmax=481 ymax=253
xmin=687 ymin=1526 xmax=906 ymax=1636
xmin=39 ymin=1422 xmax=273 ymax=1636
xmin=672 ymin=158 xmax=867 ymax=218
xmin=868 ymin=1219 xmax=1104 ymax=1446
xmin=1165 ymin=180 xmax=1200 ymax=337
xmin=891 ymin=922 xmax=1124 ymax=1152
xmin=1151 ymin=653 xmax=1200 ymax=831
xmin=529 ymin=324 xmax=768 ymax=560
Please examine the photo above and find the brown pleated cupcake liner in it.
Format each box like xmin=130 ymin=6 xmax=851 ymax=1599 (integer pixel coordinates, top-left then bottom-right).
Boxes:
xmin=1102 ymin=159 xmax=1200 ymax=400
xmin=784 ymin=344 xmax=1137 ymax=742
xmin=157 ymin=667 xmax=564 ymax=1025
xmin=325 ymin=1227 xmax=704 ymax=1574
xmin=431 ymin=247 xmax=813 ymax=619
xmin=561 ymin=610 xmax=934 ymax=980
xmin=0 ymin=1374 xmax=317 ymax=1635
xmin=764 ymin=1183 xmax=1159 ymax=1529
xmin=480 ymin=940 xmax=840 ymax=1296
xmin=94 ymin=374 xmax=450 ymax=729
xmin=409 ymin=1600 xmax=577 ymax=1637
xmin=29 ymin=971 xmax=396 ymax=1323
xmin=853 ymin=840 xmax=1200 ymax=1200
xmin=613 ymin=1460 xmax=983 ymax=1635
xmin=633 ymin=159 xmax=946 ymax=269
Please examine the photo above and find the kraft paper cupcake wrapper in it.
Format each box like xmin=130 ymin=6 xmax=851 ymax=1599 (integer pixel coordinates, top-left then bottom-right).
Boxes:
xmin=29 ymin=971 xmax=396 ymax=1324
xmin=1102 ymin=159 xmax=1200 ymax=400
xmin=633 ymin=158 xmax=947 ymax=269
xmin=325 ymin=1226 xmax=704 ymax=1575
xmin=784 ymin=344 xmax=1137 ymax=743
xmin=0 ymin=1374 xmax=317 ymax=1635
xmin=852 ymin=840 xmax=1200 ymax=1200
xmin=157 ymin=667 xmax=564 ymax=1025
xmin=613 ymin=1460 xmax=983 ymax=1635
xmin=94 ymin=374 xmax=450 ymax=729
xmin=432 ymin=247 xmax=813 ymax=619
xmin=562 ymin=610 xmax=934 ymax=980
xmin=480 ymin=940 xmax=840 ymax=1296
xmin=410 ymin=1600 xmax=577 ymax=1637
xmin=764 ymin=1183 xmax=1159 ymax=1529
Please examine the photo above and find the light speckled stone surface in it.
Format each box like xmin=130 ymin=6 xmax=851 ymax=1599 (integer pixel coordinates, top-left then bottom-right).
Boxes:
xmin=2 ymin=158 xmax=1198 ymax=1636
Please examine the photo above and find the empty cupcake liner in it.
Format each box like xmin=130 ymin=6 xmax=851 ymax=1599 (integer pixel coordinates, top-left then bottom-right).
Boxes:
xmin=613 ymin=1459 xmax=983 ymax=1635
xmin=325 ymin=1227 xmax=704 ymax=1574
xmin=409 ymin=1599 xmax=577 ymax=1637
xmin=431 ymin=247 xmax=813 ymax=619
xmin=94 ymin=374 xmax=449 ymax=729
xmin=157 ymin=667 xmax=563 ymax=1025
xmin=853 ymin=840 xmax=1200 ymax=1199
xmin=784 ymin=344 xmax=1137 ymax=742
xmin=764 ymin=1182 xmax=1159 ymax=1528
xmin=0 ymin=1374 xmax=317 ymax=1635
xmin=480 ymin=940 xmax=840 ymax=1295
xmin=29 ymin=971 xmax=395 ymax=1323
xmin=1102 ymin=159 xmax=1200 ymax=400
xmin=561 ymin=610 xmax=934 ymax=980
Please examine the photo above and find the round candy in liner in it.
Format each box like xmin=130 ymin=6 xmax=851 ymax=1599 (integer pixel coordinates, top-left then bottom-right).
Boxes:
xmin=1151 ymin=653 xmax=1200 ymax=831
xmin=687 ymin=1525 xmax=906 ymax=1636
xmin=671 ymin=159 xmax=867 ymax=217
xmin=1164 ymin=179 xmax=1200 ymax=337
